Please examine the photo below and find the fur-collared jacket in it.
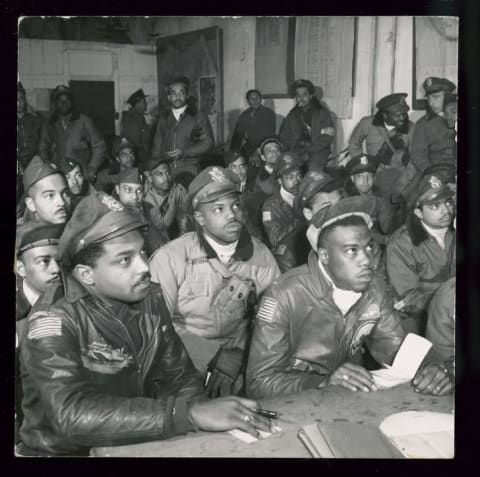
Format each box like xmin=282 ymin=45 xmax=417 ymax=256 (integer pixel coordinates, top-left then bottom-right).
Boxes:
xmin=151 ymin=100 xmax=214 ymax=161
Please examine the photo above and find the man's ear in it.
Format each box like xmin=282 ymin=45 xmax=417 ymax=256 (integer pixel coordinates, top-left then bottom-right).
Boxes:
xmin=413 ymin=207 xmax=423 ymax=221
xmin=115 ymin=185 xmax=120 ymax=196
xmin=350 ymin=175 xmax=356 ymax=183
xmin=277 ymin=177 xmax=282 ymax=187
xmin=317 ymin=247 xmax=329 ymax=265
xmin=260 ymin=153 xmax=266 ymax=163
xmin=73 ymin=264 xmax=95 ymax=287
xmin=193 ymin=210 xmax=205 ymax=227
xmin=16 ymin=259 xmax=26 ymax=279
xmin=25 ymin=196 xmax=36 ymax=213
xmin=303 ymin=207 xmax=313 ymax=221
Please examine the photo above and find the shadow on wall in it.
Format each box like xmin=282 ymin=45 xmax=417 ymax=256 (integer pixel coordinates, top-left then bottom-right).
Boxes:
xmin=263 ymin=98 xmax=284 ymax=136
xmin=226 ymin=108 xmax=242 ymax=149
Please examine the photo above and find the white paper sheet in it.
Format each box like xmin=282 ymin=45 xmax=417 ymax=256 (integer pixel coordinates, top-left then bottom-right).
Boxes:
xmin=371 ymin=333 xmax=432 ymax=389
xmin=379 ymin=411 xmax=454 ymax=458
xmin=228 ymin=425 xmax=282 ymax=443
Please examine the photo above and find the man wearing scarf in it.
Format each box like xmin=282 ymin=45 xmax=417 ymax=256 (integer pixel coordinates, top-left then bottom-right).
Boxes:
xmin=149 ymin=166 xmax=280 ymax=398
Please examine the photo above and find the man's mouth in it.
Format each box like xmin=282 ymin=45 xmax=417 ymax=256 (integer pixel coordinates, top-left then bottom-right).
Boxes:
xmin=357 ymin=269 xmax=373 ymax=280
xmin=48 ymin=276 xmax=60 ymax=284
xmin=55 ymin=209 xmax=66 ymax=216
xmin=226 ymin=222 xmax=242 ymax=231
xmin=134 ymin=274 xmax=151 ymax=289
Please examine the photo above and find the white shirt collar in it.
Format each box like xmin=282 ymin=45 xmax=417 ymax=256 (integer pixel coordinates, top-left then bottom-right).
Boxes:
xmin=318 ymin=259 xmax=362 ymax=315
xmin=421 ymin=221 xmax=449 ymax=250
xmin=172 ymin=105 xmax=187 ymax=121
xmin=203 ymin=233 xmax=239 ymax=264
xmin=23 ymin=280 xmax=40 ymax=307
xmin=280 ymin=186 xmax=295 ymax=208
xmin=384 ymin=122 xmax=395 ymax=131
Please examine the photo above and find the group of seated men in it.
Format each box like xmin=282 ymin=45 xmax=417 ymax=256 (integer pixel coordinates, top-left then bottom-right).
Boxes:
xmin=15 ymin=73 xmax=457 ymax=456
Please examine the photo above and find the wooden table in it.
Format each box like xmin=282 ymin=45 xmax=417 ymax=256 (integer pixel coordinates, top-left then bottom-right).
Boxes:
xmin=91 ymin=384 xmax=454 ymax=457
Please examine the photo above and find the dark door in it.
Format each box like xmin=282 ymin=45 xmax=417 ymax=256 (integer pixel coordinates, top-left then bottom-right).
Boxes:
xmin=69 ymin=80 xmax=116 ymax=159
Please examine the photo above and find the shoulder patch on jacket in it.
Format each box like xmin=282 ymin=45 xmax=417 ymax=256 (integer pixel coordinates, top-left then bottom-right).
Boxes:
xmin=257 ymin=297 xmax=278 ymax=322
xmin=262 ymin=210 xmax=272 ymax=222
xmin=27 ymin=311 xmax=63 ymax=340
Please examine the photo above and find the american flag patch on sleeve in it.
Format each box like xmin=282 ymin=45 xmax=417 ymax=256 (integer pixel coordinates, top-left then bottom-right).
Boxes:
xmin=257 ymin=297 xmax=278 ymax=322
xmin=27 ymin=311 xmax=63 ymax=340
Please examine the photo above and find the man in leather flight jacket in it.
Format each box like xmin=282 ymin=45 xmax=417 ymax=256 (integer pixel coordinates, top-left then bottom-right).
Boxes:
xmin=246 ymin=196 xmax=407 ymax=399
xmin=18 ymin=191 xmax=274 ymax=456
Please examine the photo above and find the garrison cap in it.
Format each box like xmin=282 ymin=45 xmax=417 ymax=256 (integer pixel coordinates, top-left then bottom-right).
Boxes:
xmin=57 ymin=191 xmax=146 ymax=267
xmin=423 ymin=77 xmax=456 ymax=96
xmin=291 ymin=79 xmax=315 ymax=96
xmin=127 ymin=88 xmax=147 ymax=107
xmin=112 ymin=136 xmax=134 ymax=157
xmin=423 ymin=161 xmax=456 ymax=185
xmin=376 ymin=93 xmax=409 ymax=113
xmin=294 ymin=170 xmax=343 ymax=212
xmin=145 ymin=154 xmax=173 ymax=172
xmin=306 ymin=196 xmax=376 ymax=251
xmin=345 ymin=154 xmax=379 ymax=175
xmin=414 ymin=174 xmax=454 ymax=208
xmin=116 ymin=167 xmax=143 ymax=185
xmin=272 ymin=152 xmax=303 ymax=177
xmin=259 ymin=136 xmax=283 ymax=155
xmin=16 ymin=221 xmax=64 ymax=257
xmin=168 ymin=75 xmax=190 ymax=91
xmin=52 ymin=84 xmax=73 ymax=101
xmin=188 ymin=166 xmax=240 ymax=210
xmin=224 ymin=150 xmax=246 ymax=166
xmin=23 ymin=156 xmax=62 ymax=192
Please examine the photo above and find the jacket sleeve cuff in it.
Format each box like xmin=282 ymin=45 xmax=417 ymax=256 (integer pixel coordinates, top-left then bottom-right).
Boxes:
xmin=163 ymin=396 xmax=195 ymax=438
xmin=304 ymin=373 xmax=327 ymax=390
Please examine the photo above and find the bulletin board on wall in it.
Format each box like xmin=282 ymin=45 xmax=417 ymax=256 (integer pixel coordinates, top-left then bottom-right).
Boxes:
xmin=156 ymin=27 xmax=223 ymax=144
xmin=413 ymin=17 xmax=459 ymax=110
xmin=255 ymin=16 xmax=355 ymax=119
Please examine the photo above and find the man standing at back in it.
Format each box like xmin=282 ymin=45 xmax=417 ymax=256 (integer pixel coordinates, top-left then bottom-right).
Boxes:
xmin=151 ymin=76 xmax=214 ymax=187
xmin=121 ymin=88 xmax=152 ymax=171
xmin=38 ymin=85 xmax=106 ymax=182
xmin=230 ymin=89 xmax=276 ymax=160
xmin=279 ymin=79 xmax=335 ymax=171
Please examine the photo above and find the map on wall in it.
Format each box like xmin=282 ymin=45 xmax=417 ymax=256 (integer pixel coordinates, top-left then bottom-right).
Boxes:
xmin=413 ymin=17 xmax=459 ymax=109
xmin=294 ymin=16 xmax=355 ymax=119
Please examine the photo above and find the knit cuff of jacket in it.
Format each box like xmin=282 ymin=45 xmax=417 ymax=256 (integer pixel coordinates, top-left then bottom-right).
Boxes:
xmin=163 ymin=396 xmax=195 ymax=438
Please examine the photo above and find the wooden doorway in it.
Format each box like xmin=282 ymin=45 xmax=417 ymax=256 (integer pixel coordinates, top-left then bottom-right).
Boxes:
xmin=156 ymin=27 xmax=224 ymax=145
xmin=69 ymin=80 xmax=116 ymax=159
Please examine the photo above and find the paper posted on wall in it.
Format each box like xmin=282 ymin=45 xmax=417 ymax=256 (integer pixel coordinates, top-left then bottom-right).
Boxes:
xmin=370 ymin=333 xmax=432 ymax=389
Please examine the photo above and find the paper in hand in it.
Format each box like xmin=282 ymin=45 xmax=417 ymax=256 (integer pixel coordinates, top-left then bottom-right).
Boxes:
xmin=229 ymin=425 xmax=282 ymax=444
xmin=371 ymin=333 xmax=432 ymax=389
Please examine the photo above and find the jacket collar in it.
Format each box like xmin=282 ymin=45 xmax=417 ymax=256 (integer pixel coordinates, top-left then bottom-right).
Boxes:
xmin=62 ymin=270 xmax=90 ymax=303
xmin=198 ymin=227 xmax=254 ymax=262
xmin=406 ymin=212 xmax=454 ymax=246
xmin=164 ymin=100 xmax=197 ymax=120
xmin=50 ymin=107 xmax=80 ymax=125
xmin=16 ymin=277 xmax=32 ymax=321
xmin=307 ymin=250 xmax=334 ymax=298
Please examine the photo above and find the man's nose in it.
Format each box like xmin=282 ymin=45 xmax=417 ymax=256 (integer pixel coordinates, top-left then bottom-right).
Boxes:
xmin=49 ymin=259 xmax=60 ymax=274
xmin=135 ymin=253 xmax=150 ymax=274
xmin=358 ymin=249 xmax=371 ymax=267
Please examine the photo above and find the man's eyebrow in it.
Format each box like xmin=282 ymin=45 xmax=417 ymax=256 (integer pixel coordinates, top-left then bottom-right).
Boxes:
xmin=40 ymin=189 xmax=56 ymax=195
xmin=112 ymin=249 xmax=135 ymax=258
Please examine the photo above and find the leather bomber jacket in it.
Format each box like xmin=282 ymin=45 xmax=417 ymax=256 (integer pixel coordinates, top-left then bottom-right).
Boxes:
xmin=19 ymin=273 xmax=205 ymax=456
xmin=246 ymin=251 xmax=406 ymax=399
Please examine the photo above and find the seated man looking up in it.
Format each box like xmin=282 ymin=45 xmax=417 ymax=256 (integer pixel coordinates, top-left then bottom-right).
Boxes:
xmin=18 ymin=191 xmax=274 ymax=457
xmin=58 ymin=157 xmax=96 ymax=210
xmin=261 ymin=152 xmax=308 ymax=272
xmin=18 ymin=156 xmax=72 ymax=226
xmin=386 ymin=174 xmax=456 ymax=336
xmin=246 ymin=196 xmax=407 ymax=399
xmin=143 ymin=155 xmax=189 ymax=241
xmin=149 ymin=166 xmax=280 ymax=398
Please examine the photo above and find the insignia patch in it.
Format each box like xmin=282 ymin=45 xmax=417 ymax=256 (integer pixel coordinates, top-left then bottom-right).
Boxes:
xmin=52 ymin=369 xmax=73 ymax=379
xmin=27 ymin=311 xmax=62 ymax=340
xmin=208 ymin=167 xmax=226 ymax=183
xmin=360 ymin=156 xmax=368 ymax=166
xmin=359 ymin=303 xmax=380 ymax=321
xmin=82 ymin=341 xmax=134 ymax=375
xmin=257 ymin=297 xmax=278 ymax=322
xmin=274 ymin=244 xmax=287 ymax=256
xmin=429 ymin=175 xmax=442 ymax=189
xmin=350 ymin=320 xmax=377 ymax=356
xmin=49 ymin=162 xmax=58 ymax=170
xmin=262 ymin=210 xmax=272 ymax=222
xmin=100 ymin=193 xmax=124 ymax=211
